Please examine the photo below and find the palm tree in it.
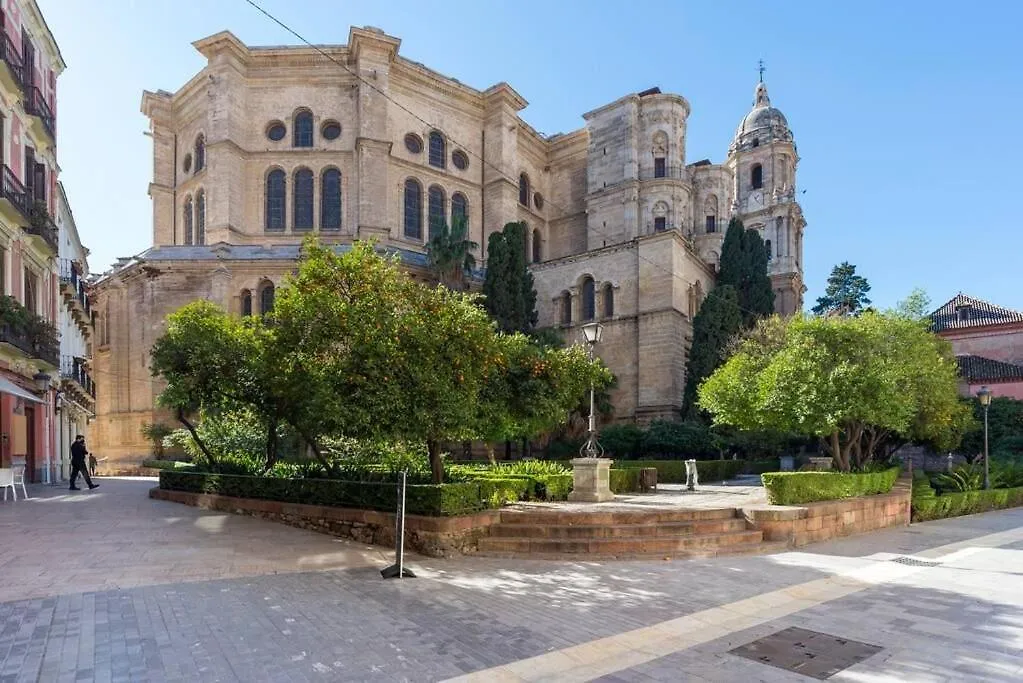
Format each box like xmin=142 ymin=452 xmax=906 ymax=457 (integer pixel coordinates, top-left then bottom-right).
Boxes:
xmin=427 ymin=215 xmax=478 ymax=290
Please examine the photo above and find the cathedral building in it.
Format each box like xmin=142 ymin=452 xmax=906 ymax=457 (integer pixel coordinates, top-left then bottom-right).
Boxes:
xmin=91 ymin=26 xmax=806 ymax=468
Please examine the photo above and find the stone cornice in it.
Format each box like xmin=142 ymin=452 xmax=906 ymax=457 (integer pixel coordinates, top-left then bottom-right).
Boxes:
xmin=531 ymin=240 xmax=637 ymax=272
xmin=25 ymin=0 xmax=66 ymax=72
xmin=193 ymin=31 xmax=250 ymax=63
xmin=347 ymin=26 xmax=400 ymax=63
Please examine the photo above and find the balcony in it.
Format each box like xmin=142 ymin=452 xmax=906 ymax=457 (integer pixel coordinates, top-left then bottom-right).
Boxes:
xmin=59 ymin=259 xmax=93 ymax=332
xmin=639 ymin=165 xmax=687 ymax=181
xmin=0 ymin=31 xmax=23 ymax=94
xmin=0 ymin=296 xmax=59 ymax=368
xmin=24 ymin=85 xmax=55 ymax=142
xmin=24 ymin=201 xmax=58 ymax=255
xmin=0 ymin=164 xmax=29 ymax=224
xmin=60 ymin=356 xmax=95 ymax=400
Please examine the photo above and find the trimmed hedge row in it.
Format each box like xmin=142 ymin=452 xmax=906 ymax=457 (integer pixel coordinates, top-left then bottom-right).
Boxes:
xmin=761 ymin=467 xmax=900 ymax=505
xmin=911 ymin=474 xmax=1023 ymax=522
xmin=618 ymin=460 xmax=743 ymax=484
xmin=609 ymin=468 xmax=641 ymax=494
xmin=161 ymin=470 xmax=492 ymax=516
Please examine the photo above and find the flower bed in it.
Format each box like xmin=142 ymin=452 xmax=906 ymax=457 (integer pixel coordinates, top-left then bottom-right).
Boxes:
xmin=911 ymin=473 xmax=1023 ymax=522
xmin=761 ymin=467 xmax=900 ymax=505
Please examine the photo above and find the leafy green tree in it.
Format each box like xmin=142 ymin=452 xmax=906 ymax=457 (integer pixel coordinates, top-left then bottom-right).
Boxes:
xmin=893 ymin=287 xmax=931 ymax=320
xmin=682 ymin=285 xmax=743 ymax=417
xmin=715 ymin=217 xmax=774 ymax=327
xmin=698 ymin=313 xmax=970 ymax=471
xmin=427 ymin=215 xmax=478 ymax=290
xmin=483 ymin=222 xmax=537 ymax=333
xmin=959 ymin=397 xmax=1023 ymax=459
xmin=812 ymin=262 xmax=872 ymax=316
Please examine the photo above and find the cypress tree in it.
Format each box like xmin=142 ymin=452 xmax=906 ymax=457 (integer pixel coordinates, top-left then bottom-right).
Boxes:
xmin=682 ymin=285 xmax=743 ymax=418
xmin=716 ymin=217 xmax=746 ymax=290
xmin=741 ymin=229 xmax=776 ymax=326
xmin=482 ymin=231 xmax=513 ymax=331
xmin=482 ymin=222 xmax=537 ymax=334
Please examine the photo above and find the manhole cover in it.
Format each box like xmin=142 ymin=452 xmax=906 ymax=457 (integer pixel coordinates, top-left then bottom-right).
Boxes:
xmin=730 ymin=626 xmax=882 ymax=680
xmin=890 ymin=556 xmax=941 ymax=567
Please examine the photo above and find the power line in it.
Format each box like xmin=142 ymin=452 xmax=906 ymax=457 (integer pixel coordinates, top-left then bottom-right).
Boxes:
xmin=238 ymin=0 xmax=787 ymax=322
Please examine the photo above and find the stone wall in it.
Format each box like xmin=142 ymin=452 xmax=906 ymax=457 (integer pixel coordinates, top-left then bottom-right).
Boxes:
xmin=149 ymin=486 xmax=500 ymax=558
xmin=742 ymin=478 xmax=912 ymax=547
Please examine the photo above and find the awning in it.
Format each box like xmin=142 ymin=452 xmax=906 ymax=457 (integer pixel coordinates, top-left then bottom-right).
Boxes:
xmin=0 ymin=376 xmax=44 ymax=403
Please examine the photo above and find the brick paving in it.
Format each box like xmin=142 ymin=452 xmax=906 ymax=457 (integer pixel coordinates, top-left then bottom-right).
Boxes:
xmin=1 ymin=478 xmax=1022 ymax=681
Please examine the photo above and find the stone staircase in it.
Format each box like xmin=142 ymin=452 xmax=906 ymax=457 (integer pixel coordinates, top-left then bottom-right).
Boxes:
xmin=477 ymin=507 xmax=777 ymax=559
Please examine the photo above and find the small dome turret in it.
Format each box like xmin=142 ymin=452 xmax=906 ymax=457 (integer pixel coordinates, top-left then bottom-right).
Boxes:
xmin=731 ymin=80 xmax=792 ymax=153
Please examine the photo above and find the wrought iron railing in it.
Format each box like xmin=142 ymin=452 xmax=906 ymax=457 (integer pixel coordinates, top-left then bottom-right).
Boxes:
xmin=0 ymin=316 xmax=58 ymax=368
xmin=0 ymin=32 xmax=23 ymax=87
xmin=24 ymin=85 xmax=55 ymax=139
xmin=639 ymin=165 xmax=687 ymax=181
xmin=59 ymin=259 xmax=91 ymax=318
xmin=61 ymin=356 xmax=95 ymax=398
xmin=24 ymin=204 xmax=58 ymax=253
xmin=0 ymin=164 xmax=29 ymax=220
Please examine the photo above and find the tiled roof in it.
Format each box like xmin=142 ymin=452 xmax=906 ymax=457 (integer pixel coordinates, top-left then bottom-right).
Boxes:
xmin=956 ymin=355 xmax=1023 ymax=382
xmin=930 ymin=293 xmax=1023 ymax=332
xmin=92 ymin=242 xmax=485 ymax=284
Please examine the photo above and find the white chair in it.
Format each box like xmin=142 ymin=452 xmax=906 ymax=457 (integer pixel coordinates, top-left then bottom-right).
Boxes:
xmin=10 ymin=458 xmax=27 ymax=499
xmin=0 ymin=468 xmax=15 ymax=502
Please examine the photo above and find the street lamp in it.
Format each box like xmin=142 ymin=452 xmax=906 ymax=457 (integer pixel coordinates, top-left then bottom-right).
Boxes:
xmin=579 ymin=322 xmax=604 ymax=458
xmin=33 ymin=371 xmax=51 ymax=393
xmin=978 ymin=386 xmax=992 ymax=490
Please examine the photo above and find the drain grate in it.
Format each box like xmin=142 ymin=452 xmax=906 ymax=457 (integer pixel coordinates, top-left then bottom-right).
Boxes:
xmin=890 ymin=556 xmax=941 ymax=567
xmin=730 ymin=626 xmax=883 ymax=680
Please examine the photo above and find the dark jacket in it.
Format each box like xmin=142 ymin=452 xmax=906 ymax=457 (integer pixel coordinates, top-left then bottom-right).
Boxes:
xmin=70 ymin=440 xmax=88 ymax=463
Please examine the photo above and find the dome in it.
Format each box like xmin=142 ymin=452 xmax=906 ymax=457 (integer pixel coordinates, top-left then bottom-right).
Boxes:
xmin=732 ymin=81 xmax=792 ymax=151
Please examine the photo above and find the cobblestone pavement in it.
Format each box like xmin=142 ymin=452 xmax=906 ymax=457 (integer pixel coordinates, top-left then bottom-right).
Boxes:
xmin=1 ymin=479 xmax=1022 ymax=682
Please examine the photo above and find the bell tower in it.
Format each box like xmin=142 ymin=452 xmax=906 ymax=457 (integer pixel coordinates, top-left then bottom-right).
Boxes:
xmin=726 ymin=66 xmax=805 ymax=315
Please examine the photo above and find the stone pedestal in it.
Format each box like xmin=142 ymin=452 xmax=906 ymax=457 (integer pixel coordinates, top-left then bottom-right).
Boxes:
xmin=568 ymin=457 xmax=615 ymax=503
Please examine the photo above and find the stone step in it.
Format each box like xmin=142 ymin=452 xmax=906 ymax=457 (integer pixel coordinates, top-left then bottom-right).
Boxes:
xmin=475 ymin=540 xmax=788 ymax=562
xmin=488 ymin=518 xmax=748 ymax=540
xmin=477 ymin=530 xmax=764 ymax=556
xmin=497 ymin=507 xmax=739 ymax=526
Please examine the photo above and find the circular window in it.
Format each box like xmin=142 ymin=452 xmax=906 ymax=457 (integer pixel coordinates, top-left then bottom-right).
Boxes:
xmin=182 ymin=153 xmax=192 ymax=174
xmin=534 ymin=192 xmax=544 ymax=210
xmin=267 ymin=122 xmax=286 ymax=141
xmin=404 ymin=133 xmax=423 ymax=154
xmin=452 ymin=150 xmax=469 ymax=170
xmin=321 ymin=120 xmax=341 ymax=140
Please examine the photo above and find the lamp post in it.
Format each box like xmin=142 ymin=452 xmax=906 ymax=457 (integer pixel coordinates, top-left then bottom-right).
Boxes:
xmin=978 ymin=386 xmax=992 ymax=490
xmin=579 ymin=321 xmax=604 ymax=458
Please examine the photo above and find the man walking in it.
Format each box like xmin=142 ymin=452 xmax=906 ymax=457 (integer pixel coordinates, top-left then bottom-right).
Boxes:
xmin=70 ymin=435 xmax=99 ymax=491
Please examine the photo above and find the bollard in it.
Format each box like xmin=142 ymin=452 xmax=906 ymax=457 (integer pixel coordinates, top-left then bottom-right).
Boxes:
xmin=381 ymin=471 xmax=416 ymax=579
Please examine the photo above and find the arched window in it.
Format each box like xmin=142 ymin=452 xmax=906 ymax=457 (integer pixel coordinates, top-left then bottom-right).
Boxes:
xmin=751 ymin=163 xmax=763 ymax=190
xmin=404 ymin=178 xmax=422 ymax=239
xmin=194 ymin=135 xmax=205 ymax=173
xmin=428 ymin=131 xmax=445 ymax=168
xmin=561 ymin=291 xmax=572 ymax=325
xmin=294 ymin=110 xmax=313 ymax=147
xmin=451 ymin=192 xmax=467 ymax=229
xmin=519 ymin=173 xmax=529 ymax=206
xmin=321 ymin=168 xmax=341 ymax=231
xmin=195 ymin=190 xmax=206 ymax=245
xmin=294 ymin=168 xmax=314 ymax=230
xmin=241 ymin=290 xmax=252 ymax=317
xmin=428 ymin=185 xmax=445 ymax=239
xmin=603 ymin=284 xmax=614 ymax=318
xmin=183 ymin=196 xmax=193 ymax=245
xmin=653 ymin=201 xmax=669 ymax=232
xmin=532 ymin=228 xmax=542 ymax=263
xmin=265 ymin=169 xmax=286 ymax=231
xmin=765 ymin=239 xmax=772 ymax=261
xmin=260 ymin=282 xmax=275 ymax=315
xmin=704 ymin=194 xmax=718 ymax=233
xmin=581 ymin=276 xmax=596 ymax=321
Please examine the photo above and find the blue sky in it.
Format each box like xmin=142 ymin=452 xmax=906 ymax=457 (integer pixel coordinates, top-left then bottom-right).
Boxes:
xmin=40 ymin=0 xmax=1023 ymax=312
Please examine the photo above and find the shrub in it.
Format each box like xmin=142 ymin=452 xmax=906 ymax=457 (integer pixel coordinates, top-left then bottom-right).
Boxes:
xmin=609 ymin=468 xmax=641 ymax=493
xmin=932 ymin=463 xmax=985 ymax=493
xmin=618 ymin=459 xmax=743 ymax=484
xmin=544 ymin=438 xmax=583 ymax=460
xmin=912 ymin=483 xmax=1023 ymax=522
xmin=600 ymin=424 xmax=645 ymax=459
xmin=141 ymin=460 xmax=194 ymax=471
xmin=476 ymin=476 xmax=531 ymax=508
xmin=640 ymin=420 xmax=719 ymax=459
xmin=761 ymin=467 xmax=900 ymax=505
xmin=534 ymin=473 xmax=573 ymax=500
xmin=741 ymin=458 xmax=781 ymax=475
xmin=159 ymin=470 xmax=487 ymax=516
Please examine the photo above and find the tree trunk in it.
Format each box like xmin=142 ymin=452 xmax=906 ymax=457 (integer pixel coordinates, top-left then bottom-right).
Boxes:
xmin=264 ymin=415 xmax=279 ymax=472
xmin=486 ymin=443 xmax=496 ymax=466
xmin=176 ymin=408 xmax=216 ymax=470
xmin=830 ymin=430 xmax=849 ymax=472
xmin=295 ymin=427 xmax=333 ymax=475
xmin=427 ymin=439 xmax=444 ymax=484
xmin=504 ymin=440 xmax=512 ymax=461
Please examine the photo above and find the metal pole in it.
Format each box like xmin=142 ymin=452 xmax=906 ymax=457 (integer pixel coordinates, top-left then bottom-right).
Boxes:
xmin=983 ymin=405 xmax=990 ymax=490
xmin=381 ymin=470 xmax=415 ymax=579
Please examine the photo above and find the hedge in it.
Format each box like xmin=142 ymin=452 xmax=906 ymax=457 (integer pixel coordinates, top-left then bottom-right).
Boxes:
xmin=609 ymin=468 xmax=641 ymax=493
xmin=159 ymin=470 xmax=493 ymax=516
xmin=761 ymin=467 xmax=900 ymax=505
xmin=618 ymin=460 xmax=743 ymax=484
xmin=911 ymin=474 xmax=1023 ymax=522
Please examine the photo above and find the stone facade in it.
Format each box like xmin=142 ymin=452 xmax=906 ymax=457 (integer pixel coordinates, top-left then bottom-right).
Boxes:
xmin=93 ymin=27 xmax=807 ymax=467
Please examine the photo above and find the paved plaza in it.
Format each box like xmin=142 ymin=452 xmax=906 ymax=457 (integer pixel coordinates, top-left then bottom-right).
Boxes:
xmin=0 ymin=479 xmax=1021 ymax=682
